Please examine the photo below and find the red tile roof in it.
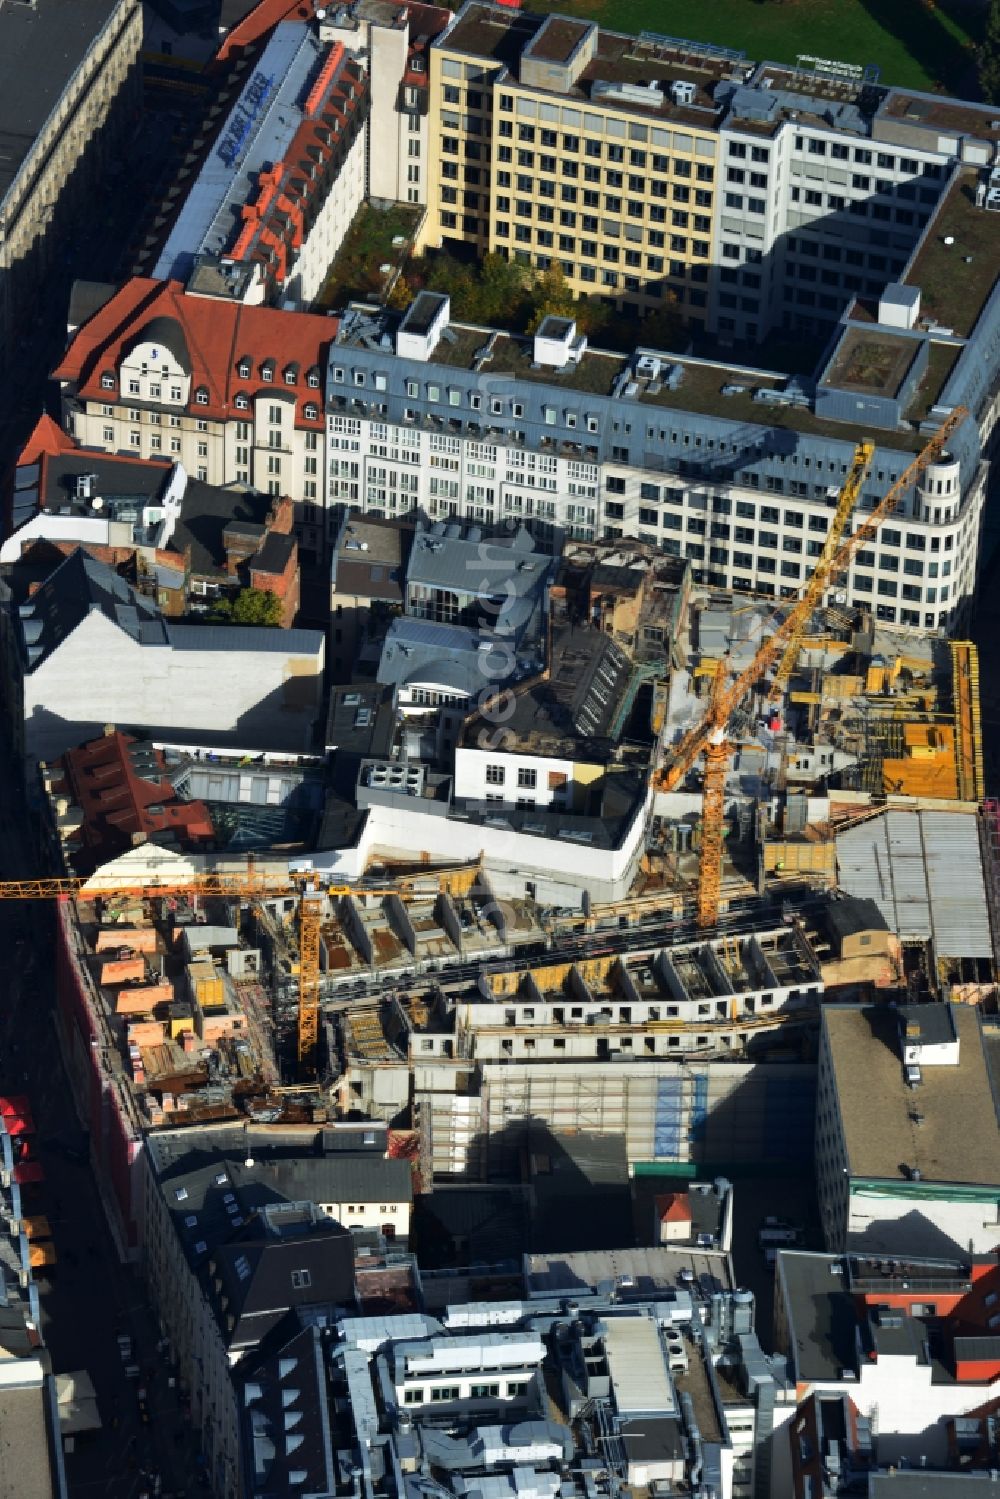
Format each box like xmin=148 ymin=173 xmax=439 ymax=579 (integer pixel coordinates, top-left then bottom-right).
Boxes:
xmin=215 ymin=0 xmax=450 ymax=67
xmin=229 ymin=46 xmax=368 ymax=295
xmin=215 ymin=0 xmax=318 ymax=66
xmin=52 ymin=278 xmax=336 ymax=431
xmin=19 ymin=413 xmax=76 ymax=465
xmin=655 ymin=1192 xmax=693 ymax=1224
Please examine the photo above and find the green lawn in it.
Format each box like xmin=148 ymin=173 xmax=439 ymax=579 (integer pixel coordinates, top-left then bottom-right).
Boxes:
xmin=530 ymin=0 xmax=983 ymax=95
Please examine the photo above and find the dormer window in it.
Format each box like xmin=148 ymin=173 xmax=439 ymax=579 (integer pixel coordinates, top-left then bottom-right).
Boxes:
xmin=101 ymin=373 xmax=115 ymax=389
xmin=261 ymin=360 xmax=275 ymax=382
xmin=306 ymin=368 xmax=320 ymax=389
xmin=235 ymin=393 xmax=249 ymax=410
xmin=195 ymin=387 xmax=209 ymax=406
xmin=284 ymin=364 xmax=298 ymax=385
xmin=304 ymin=402 xmax=319 ymax=420
xmin=237 ymin=357 xmax=251 ymax=379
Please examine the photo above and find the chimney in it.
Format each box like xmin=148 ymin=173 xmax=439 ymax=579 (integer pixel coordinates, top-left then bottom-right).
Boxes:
xmin=268 ymin=495 xmax=295 ymax=536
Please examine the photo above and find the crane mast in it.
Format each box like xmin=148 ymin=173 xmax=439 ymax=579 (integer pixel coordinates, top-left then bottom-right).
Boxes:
xmin=0 ymin=865 xmax=396 ymax=1079
xmin=653 ymin=407 xmax=967 ymax=927
xmin=770 ymin=440 xmax=874 ymax=697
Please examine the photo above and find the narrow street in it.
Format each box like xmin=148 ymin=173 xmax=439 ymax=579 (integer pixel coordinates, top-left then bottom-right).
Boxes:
xmin=0 ymin=770 xmax=205 ymax=1497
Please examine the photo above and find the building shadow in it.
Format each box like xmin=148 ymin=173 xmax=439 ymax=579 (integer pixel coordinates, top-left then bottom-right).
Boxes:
xmin=856 ymin=0 xmax=983 ymax=99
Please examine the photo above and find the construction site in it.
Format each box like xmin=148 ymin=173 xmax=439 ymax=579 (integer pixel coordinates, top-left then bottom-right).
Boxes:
xmin=2 ymin=399 xmax=993 ymax=1253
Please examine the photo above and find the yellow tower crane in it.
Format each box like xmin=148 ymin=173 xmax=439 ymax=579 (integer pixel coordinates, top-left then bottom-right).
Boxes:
xmin=0 ymin=865 xmax=398 ymax=1079
xmin=652 ymin=407 xmax=968 ymax=929
xmin=770 ymin=439 xmax=875 ymax=697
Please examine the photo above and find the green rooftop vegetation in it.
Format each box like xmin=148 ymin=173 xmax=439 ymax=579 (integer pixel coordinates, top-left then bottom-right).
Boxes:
xmin=906 ymin=340 xmax=963 ymax=423
xmin=906 ymin=173 xmax=1000 ymax=337
xmin=314 ymin=204 xmax=422 ymax=311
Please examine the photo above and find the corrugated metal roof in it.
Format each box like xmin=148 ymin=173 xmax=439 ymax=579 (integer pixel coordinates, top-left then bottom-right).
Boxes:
xmin=836 ymin=809 xmax=991 ymax=957
xmin=604 ymin=1315 xmax=674 ymax=1417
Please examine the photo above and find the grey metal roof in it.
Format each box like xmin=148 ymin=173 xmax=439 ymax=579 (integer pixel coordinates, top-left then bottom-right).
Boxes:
xmin=240 ymin=1324 xmax=334 ymax=1499
xmin=406 ymin=524 xmax=551 ymax=612
xmin=328 ymin=319 xmax=973 ymax=487
xmin=166 ymin=624 xmax=323 ymax=655
xmin=378 ymin=617 xmax=526 ymax=697
xmin=835 ymin=809 xmax=992 ymax=958
xmin=153 ymin=24 xmax=322 ymax=282
xmin=18 ymin=547 xmax=167 ymax=670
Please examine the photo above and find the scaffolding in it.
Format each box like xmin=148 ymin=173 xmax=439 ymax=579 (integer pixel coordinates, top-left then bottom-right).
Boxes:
xmin=979 ymin=801 xmax=1000 ymax=963
xmin=951 ymin=641 xmax=984 ymax=802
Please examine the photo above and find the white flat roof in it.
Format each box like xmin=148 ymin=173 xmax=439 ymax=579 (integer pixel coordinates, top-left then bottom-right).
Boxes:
xmin=604 ymin=1315 xmax=673 ymax=1417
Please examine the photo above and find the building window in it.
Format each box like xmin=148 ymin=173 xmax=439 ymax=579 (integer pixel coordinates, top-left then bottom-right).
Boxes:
xmin=103 ymin=426 xmax=114 ymax=442
xmin=304 ymin=403 xmax=319 ymax=420
xmin=517 ymin=767 xmax=537 ymax=790
xmin=235 ymin=394 xmax=249 ymax=410
xmin=238 ymin=359 xmax=251 ymax=378
xmin=485 ymin=764 xmax=505 ymax=786
xmin=194 ymin=388 xmax=208 ymax=405
xmin=101 ymin=373 xmax=115 ymax=389
xmin=290 ymin=1268 xmax=311 ymax=1289
xmin=170 ymin=386 xmax=182 ymax=402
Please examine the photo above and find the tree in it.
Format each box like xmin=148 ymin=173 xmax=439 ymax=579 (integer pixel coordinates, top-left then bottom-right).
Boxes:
xmin=981 ymin=0 xmax=1000 ymax=103
xmin=425 ymin=253 xmax=480 ymax=320
xmin=475 ymin=252 xmax=529 ymax=324
xmin=526 ymin=265 xmax=576 ymax=334
xmin=640 ymin=296 xmax=683 ymax=352
xmin=386 ymin=274 xmax=413 ymax=311
xmin=209 ymin=588 xmax=282 ymax=627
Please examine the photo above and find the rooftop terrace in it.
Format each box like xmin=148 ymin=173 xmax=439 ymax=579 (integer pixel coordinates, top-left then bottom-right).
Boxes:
xmin=822 ymin=327 xmax=920 ymax=400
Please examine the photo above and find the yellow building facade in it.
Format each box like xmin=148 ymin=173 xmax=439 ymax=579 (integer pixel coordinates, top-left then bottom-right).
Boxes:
xmin=420 ymin=4 xmax=724 ymax=327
